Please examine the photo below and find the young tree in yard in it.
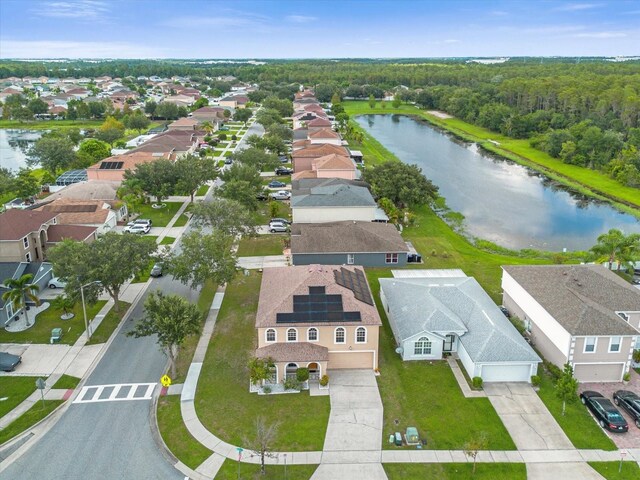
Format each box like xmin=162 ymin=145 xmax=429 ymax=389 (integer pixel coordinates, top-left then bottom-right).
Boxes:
xmin=126 ymin=111 xmax=150 ymax=133
xmin=174 ymin=154 xmax=218 ymax=202
xmin=155 ymin=102 xmax=179 ymax=120
xmin=556 ymin=363 xmax=579 ymax=416
xmin=392 ymin=94 xmax=402 ymax=109
xmin=269 ymin=201 xmax=280 ymax=219
xmin=590 ymin=228 xmax=640 ymax=270
xmin=29 ymin=135 xmax=77 ymax=174
xmin=463 ymin=432 xmax=488 ymax=475
xmin=233 ymin=108 xmax=252 ymax=125
xmin=14 ymin=168 xmax=40 ymax=201
xmin=244 ymin=416 xmax=280 ymax=475
xmin=368 ymin=94 xmax=376 ymax=109
xmin=125 ymin=159 xmax=178 ymax=205
xmin=96 ymin=116 xmax=126 ymax=144
xmin=363 ymin=161 xmax=439 ymax=209
xmin=248 ymin=357 xmax=275 ymax=386
xmin=76 ymin=139 xmax=112 ymax=168
xmin=223 ymin=109 xmax=231 ymax=119
xmin=2 ymin=274 xmax=40 ymax=327
xmin=191 ymin=197 xmax=257 ymax=237
xmin=331 ymin=92 xmax=341 ymax=105
xmin=127 ymin=291 xmax=201 ymax=378
xmin=47 ymin=233 xmax=156 ymax=315
xmin=164 ymin=230 xmax=237 ymax=289
xmin=144 ymin=100 xmax=157 ymax=118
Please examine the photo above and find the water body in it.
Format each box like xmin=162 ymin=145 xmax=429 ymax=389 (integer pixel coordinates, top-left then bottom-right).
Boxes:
xmin=0 ymin=129 xmax=43 ymax=171
xmin=356 ymin=114 xmax=640 ymax=251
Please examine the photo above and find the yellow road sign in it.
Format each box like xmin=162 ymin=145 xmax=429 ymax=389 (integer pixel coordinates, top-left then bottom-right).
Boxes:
xmin=161 ymin=375 xmax=172 ymax=387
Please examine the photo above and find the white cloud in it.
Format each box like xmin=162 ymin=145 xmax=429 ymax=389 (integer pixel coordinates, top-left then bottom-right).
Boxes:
xmin=160 ymin=16 xmax=259 ymax=28
xmin=285 ymin=15 xmax=316 ymax=23
xmin=490 ymin=10 xmax=509 ymax=16
xmin=34 ymin=1 xmax=109 ymax=19
xmin=553 ymin=3 xmax=603 ymax=12
xmin=572 ymin=31 xmax=627 ymax=38
xmin=0 ymin=39 xmax=169 ymax=59
xmin=519 ymin=25 xmax=586 ymax=34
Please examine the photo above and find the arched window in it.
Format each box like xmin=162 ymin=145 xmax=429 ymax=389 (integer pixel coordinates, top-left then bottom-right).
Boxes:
xmin=355 ymin=327 xmax=366 ymax=343
xmin=265 ymin=329 xmax=276 ymax=343
xmin=414 ymin=337 xmax=432 ymax=355
xmin=307 ymin=327 xmax=318 ymax=342
xmin=287 ymin=328 xmax=297 ymax=342
xmin=335 ymin=327 xmax=345 ymax=344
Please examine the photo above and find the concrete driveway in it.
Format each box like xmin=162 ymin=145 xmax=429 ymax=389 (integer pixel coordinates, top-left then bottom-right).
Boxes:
xmin=483 ymin=383 xmax=573 ymax=450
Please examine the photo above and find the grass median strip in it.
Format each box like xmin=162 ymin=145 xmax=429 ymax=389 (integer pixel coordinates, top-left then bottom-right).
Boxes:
xmin=86 ymin=301 xmax=131 ymax=345
xmin=384 ymin=463 xmax=526 ymax=480
xmin=0 ymin=377 xmax=40 ymax=418
xmin=215 ymin=460 xmax=317 ymax=479
xmin=588 ymin=461 xmax=640 ymax=480
xmin=51 ymin=374 xmax=80 ymax=390
xmin=0 ymin=400 xmax=64 ymax=445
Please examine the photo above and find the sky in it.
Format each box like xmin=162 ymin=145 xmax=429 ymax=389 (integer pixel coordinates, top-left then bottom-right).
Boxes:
xmin=0 ymin=0 xmax=639 ymax=59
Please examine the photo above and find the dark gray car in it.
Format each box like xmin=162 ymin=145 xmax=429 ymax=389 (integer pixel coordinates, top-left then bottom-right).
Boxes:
xmin=0 ymin=351 xmax=22 ymax=371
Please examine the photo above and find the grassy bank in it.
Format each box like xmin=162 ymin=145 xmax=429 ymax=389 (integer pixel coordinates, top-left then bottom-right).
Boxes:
xmin=0 ymin=377 xmax=39 ymax=418
xmin=342 ymin=101 xmax=640 ymax=213
xmin=0 ymin=119 xmax=104 ymax=130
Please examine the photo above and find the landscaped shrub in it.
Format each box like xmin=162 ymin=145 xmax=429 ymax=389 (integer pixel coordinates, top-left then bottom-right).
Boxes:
xmin=633 ymin=349 xmax=640 ymax=363
xmin=283 ymin=377 xmax=302 ymax=391
xmin=262 ymin=386 xmax=271 ymax=394
xmin=472 ymin=377 xmax=483 ymax=389
xmin=544 ymin=360 xmax=563 ymax=380
xmin=296 ymin=367 xmax=309 ymax=382
xmin=218 ymin=133 xmax=227 ymax=141
xmin=623 ymin=372 xmax=631 ymax=382
xmin=231 ymin=134 xmax=237 ymax=141
xmin=319 ymin=375 xmax=329 ymax=387
xmin=531 ymin=375 xmax=541 ymax=387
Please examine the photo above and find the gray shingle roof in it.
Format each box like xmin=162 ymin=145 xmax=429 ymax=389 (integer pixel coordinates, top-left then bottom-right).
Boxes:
xmin=503 ymin=264 xmax=640 ymax=336
xmin=291 ymin=178 xmax=376 ymax=208
xmin=380 ymin=276 xmax=540 ymax=363
xmin=291 ymin=221 xmax=409 ymax=254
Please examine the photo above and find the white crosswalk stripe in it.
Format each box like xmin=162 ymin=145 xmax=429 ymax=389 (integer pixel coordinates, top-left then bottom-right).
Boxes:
xmin=73 ymin=383 xmax=157 ymax=404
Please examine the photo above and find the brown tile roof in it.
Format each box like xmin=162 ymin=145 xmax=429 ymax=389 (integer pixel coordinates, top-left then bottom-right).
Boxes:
xmin=256 ymin=265 xmax=382 ymax=328
xmin=502 ymin=265 xmax=640 ymax=336
xmin=308 ymin=128 xmax=341 ymax=139
xmin=46 ymin=224 xmax=97 ymax=243
xmin=292 ymin=144 xmax=349 ymax=158
xmin=168 ymin=117 xmax=198 ymax=127
xmin=306 ymin=117 xmax=332 ymax=127
xmin=291 ymin=170 xmax=318 ymax=180
xmin=312 ymin=154 xmax=354 ymax=170
xmin=0 ymin=210 xmax=57 ymax=241
xmin=256 ymin=342 xmax=328 ymax=362
xmin=34 ymin=198 xmax=111 ymax=225
xmin=291 ymin=222 xmax=409 ymax=255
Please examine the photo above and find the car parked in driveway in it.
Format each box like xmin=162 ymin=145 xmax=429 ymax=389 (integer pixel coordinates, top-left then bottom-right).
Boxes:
xmin=123 ymin=224 xmax=151 ymax=234
xmin=0 ymin=351 xmax=22 ymax=372
xmin=267 ymin=180 xmax=286 ymax=189
xmin=275 ymin=167 xmax=293 ymax=175
xmin=126 ymin=218 xmax=152 ymax=228
xmin=270 ymin=217 xmax=290 ymax=225
xmin=270 ymin=190 xmax=291 ymax=200
xmin=580 ymin=390 xmax=629 ymax=433
xmin=269 ymin=221 xmax=289 ymax=233
xmin=613 ymin=390 xmax=640 ymax=428
xmin=48 ymin=277 xmax=66 ymax=289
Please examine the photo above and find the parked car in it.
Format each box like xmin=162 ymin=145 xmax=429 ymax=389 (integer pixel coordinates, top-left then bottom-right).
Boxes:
xmin=580 ymin=391 xmax=629 ymax=433
xmin=269 ymin=221 xmax=289 ymax=233
xmin=48 ymin=277 xmax=67 ymax=289
xmin=270 ymin=190 xmax=291 ymax=200
xmin=499 ymin=305 xmax=511 ymax=318
xmin=224 ymin=157 xmax=233 ymax=165
xmin=150 ymin=263 xmax=163 ymax=278
xmin=0 ymin=351 xmax=22 ymax=372
xmin=124 ymin=224 xmax=151 ymax=234
xmin=126 ymin=218 xmax=152 ymax=228
xmin=275 ymin=167 xmax=293 ymax=175
xmin=278 ymin=155 xmax=289 ymax=163
xmin=270 ymin=217 xmax=290 ymax=225
xmin=256 ymin=190 xmax=269 ymax=201
xmin=267 ymin=180 xmax=286 ymax=189
xmin=613 ymin=390 xmax=640 ymax=428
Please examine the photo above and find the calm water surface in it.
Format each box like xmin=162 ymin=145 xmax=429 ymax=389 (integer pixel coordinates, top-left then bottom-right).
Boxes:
xmin=0 ymin=129 xmax=43 ymax=171
xmin=356 ymin=114 xmax=640 ymax=251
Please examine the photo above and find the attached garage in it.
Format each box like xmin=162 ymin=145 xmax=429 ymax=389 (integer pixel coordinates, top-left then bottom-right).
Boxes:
xmin=480 ymin=364 xmax=534 ymax=383
xmin=328 ymin=351 xmax=375 ymax=370
xmin=573 ymin=363 xmax=625 ymax=383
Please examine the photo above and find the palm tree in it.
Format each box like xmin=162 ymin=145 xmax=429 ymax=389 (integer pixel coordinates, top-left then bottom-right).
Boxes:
xmin=2 ymin=274 xmax=41 ymax=327
xmin=200 ymin=121 xmax=215 ymax=136
xmin=590 ymin=229 xmax=640 ymax=270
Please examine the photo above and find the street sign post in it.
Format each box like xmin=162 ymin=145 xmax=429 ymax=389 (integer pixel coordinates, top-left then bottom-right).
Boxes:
xmin=35 ymin=378 xmax=46 ymax=409
xmin=619 ymin=450 xmax=626 ymax=472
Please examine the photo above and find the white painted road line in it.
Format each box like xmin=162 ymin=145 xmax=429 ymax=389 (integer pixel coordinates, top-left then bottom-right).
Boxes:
xmin=73 ymin=383 xmax=157 ymax=404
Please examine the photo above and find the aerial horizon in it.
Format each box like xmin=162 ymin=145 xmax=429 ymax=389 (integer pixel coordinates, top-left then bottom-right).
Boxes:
xmin=1 ymin=0 xmax=639 ymax=59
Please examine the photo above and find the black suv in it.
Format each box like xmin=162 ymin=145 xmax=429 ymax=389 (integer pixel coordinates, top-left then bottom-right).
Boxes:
xmin=613 ymin=390 xmax=640 ymax=428
xmin=581 ymin=391 xmax=628 ymax=433
xmin=275 ymin=167 xmax=293 ymax=175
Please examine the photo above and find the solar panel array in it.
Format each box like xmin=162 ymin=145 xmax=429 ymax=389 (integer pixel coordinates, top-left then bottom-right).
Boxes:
xmin=334 ymin=267 xmax=374 ymax=305
xmin=99 ymin=161 xmax=124 ymax=170
xmin=276 ymin=286 xmax=362 ymax=324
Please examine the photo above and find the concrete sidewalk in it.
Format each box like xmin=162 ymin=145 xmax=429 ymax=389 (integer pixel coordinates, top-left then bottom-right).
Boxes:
xmin=237 ymin=255 xmax=288 ymax=269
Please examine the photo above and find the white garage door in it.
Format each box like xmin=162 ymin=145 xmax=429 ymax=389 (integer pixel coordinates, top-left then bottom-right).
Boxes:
xmin=574 ymin=363 xmax=624 ymax=383
xmin=481 ymin=364 xmax=532 ymax=383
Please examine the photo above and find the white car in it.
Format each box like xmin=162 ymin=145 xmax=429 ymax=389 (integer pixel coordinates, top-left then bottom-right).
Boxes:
xmin=269 ymin=221 xmax=289 ymax=233
xmin=126 ymin=218 xmax=152 ymax=228
xmin=48 ymin=277 xmax=66 ymax=289
xmin=270 ymin=190 xmax=291 ymax=200
xmin=123 ymin=224 xmax=151 ymax=234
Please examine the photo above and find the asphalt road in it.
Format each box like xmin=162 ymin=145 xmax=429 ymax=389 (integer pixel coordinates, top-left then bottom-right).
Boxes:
xmin=2 ymin=265 xmax=200 ymax=479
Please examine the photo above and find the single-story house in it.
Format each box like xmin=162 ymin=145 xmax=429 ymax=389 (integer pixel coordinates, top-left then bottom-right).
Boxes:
xmin=502 ymin=265 xmax=640 ymax=382
xmin=255 ymin=265 xmax=381 ymax=384
xmin=380 ymin=270 xmax=541 ymax=383
xmin=0 ymin=262 xmax=53 ymax=326
xmin=291 ymin=221 xmax=409 ymax=267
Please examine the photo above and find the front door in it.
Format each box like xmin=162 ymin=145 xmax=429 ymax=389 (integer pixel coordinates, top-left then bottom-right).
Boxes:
xmin=443 ymin=334 xmax=455 ymax=352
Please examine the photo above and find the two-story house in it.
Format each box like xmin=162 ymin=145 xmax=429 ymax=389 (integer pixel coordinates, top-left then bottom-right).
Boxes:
xmin=502 ymin=265 xmax=640 ymax=382
xmin=255 ymin=265 xmax=381 ymax=384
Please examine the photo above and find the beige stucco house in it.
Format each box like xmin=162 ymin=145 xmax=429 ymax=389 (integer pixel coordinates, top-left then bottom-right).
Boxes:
xmin=502 ymin=265 xmax=640 ymax=382
xmin=255 ymin=265 xmax=381 ymax=384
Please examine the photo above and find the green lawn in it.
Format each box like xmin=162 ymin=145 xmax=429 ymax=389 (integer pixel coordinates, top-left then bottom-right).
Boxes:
xmin=51 ymin=374 xmax=80 ymax=390
xmin=224 ymin=151 xmax=233 ymax=157
xmin=0 ymin=377 xmax=40 ymax=418
xmin=0 ymin=119 xmax=103 ymax=130
xmin=196 ymin=184 xmax=210 ymax=196
xmin=86 ymin=301 xmax=131 ymax=345
xmin=384 ymin=463 xmax=527 ymax=480
xmin=536 ymin=369 xmax=616 ymax=450
xmin=255 ymin=201 xmax=291 ymax=225
xmin=262 ymin=176 xmax=291 ymax=186
xmin=0 ymin=300 xmax=106 ymax=345
xmin=159 ymin=236 xmax=176 ymax=245
xmin=236 ymin=236 xmax=284 ymax=257
xmin=134 ymin=202 xmax=184 ymax=227
xmin=343 ymin=101 xmax=640 ymax=212
xmin=132 ymin=259 xmax=154 ymax=283
xmin=215 ymin=460 xmax=317 ymax=480
xmin=0 ymin=400 xmax=64 ymax=445
xmin=194 ymin=272 xmax=330 ymax=451
xmin=172 ymin=213 xmax=190 ymax=227
xmin=589 ymin=462 xmax=640 ymax=480
xmin=157 ymin=396 xmax=212 ymax=470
